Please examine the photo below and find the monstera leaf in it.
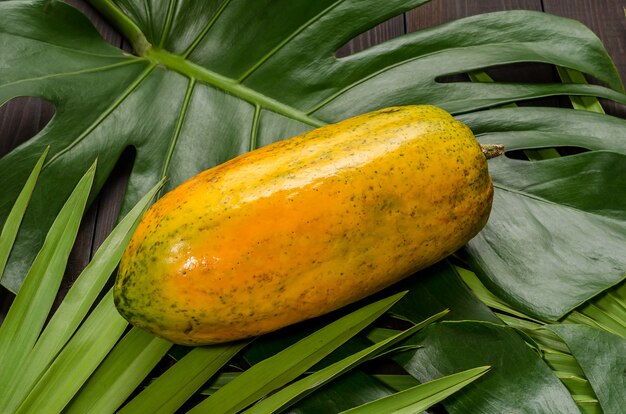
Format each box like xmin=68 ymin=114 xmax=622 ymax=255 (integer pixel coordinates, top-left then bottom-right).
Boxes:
xmin=1 ymin=0 xmax=625 ymax=330
xmin=460 ymin=108 xmax=626 ymax=320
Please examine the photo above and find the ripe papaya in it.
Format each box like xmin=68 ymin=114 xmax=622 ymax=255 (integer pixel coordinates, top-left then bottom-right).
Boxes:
xmin=114 ymin=105 xmax=499 ymax=345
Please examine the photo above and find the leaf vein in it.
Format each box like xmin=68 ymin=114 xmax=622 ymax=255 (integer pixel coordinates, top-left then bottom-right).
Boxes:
xmin=237 ymin=0 xmax=346 ymax=83
xmin=0 ymin=30 xmax=126 ymax=59
xmin=0 ymin=59 xmax=141 ymax=90
xmin=45 ymin=64 xmax=156 ymax=168
xmin=182 ymin=0 xmax=233 ymax=58
xmin=493 ymin=182 xmax=625 ymax=224
xmin=160 ymin=77 xmax=196 ymax=180
xmin=249 ymin=104 xmax=261 ymax=151
xmin=158 ymin=0 xmax=178 ymax=48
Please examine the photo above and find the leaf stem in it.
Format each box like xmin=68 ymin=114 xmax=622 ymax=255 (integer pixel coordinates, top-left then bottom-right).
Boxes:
xmin=145 ymin=47 xmax=326 ymax=128
xmin=87 ymin=0 xmax=151 ymax=55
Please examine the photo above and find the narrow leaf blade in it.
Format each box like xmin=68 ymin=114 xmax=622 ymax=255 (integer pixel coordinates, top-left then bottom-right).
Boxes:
xmin=0 ymin=147 xmax=49 ymax=281
xmin=2 ymin=179 xmax=164 ymax=413
xmin=119 ymin=341 xmax=249 ymax=414
xmin=245 ymin=310 xmax=448 ymax=414
xmin=189 ymin=292 xmax=406 ymax=414
xmin=15 ymin=291 xmax=128 ymax=414
xmin=340 ymin=366 xmax=490 ymax=414
xmin=0 ymin=161 xmax=96 ymax=401
xmin=64 ymin=327 xmax=172 ymax=414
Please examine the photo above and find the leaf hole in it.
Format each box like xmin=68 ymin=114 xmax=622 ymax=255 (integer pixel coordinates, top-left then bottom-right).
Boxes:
xmin=0 ymin=96 xmax=55 ymax=158
xmin=335 ymin=14 xmax=405 ymax=58
xmin=436 ymin=62 xmax=559 ymax=84
xmin=504 ymin=146 xmax=590 ymax=161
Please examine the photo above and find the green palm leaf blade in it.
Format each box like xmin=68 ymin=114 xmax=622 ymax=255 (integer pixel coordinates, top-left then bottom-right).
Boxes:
xmin=557 ymin=67 xmax=606 ymax=113
xmin=15 ymin=291 xmax=128 ymax=414
xmin=240 ymin=322 xmax=404 ymax=412
xmin=339 ymin=366 xmax=490 ymax=414
xmin=286 ymin=370 xmax=397 ymax=413
xmin=0 ymin=146 xmax=48 ymax=280
xmin=394 ymin=321 xmax=580 ymax=413
xmin=64 ymin=327 xmax=172 ymax=414
xmin=187 ymin=292 xmax=406 ymax=414
xmin=118 ymin=341 xmax=249 ymax=414
xmin=0 ymin=179 xmax=164 ymax=413
xmin=548 ymin=324 xmax=626 ymax=414
xmin=2 ymin=0 xmax=626 ymax=291
xmin=0 ymin=161 xmax=95 ymax=400
xmin=243 ymin=310 xmax=447 ymax=414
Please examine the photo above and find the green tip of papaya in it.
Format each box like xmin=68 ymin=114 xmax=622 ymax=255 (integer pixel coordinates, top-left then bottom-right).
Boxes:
xmin=481 ymin=144 xmax=505 ymax=159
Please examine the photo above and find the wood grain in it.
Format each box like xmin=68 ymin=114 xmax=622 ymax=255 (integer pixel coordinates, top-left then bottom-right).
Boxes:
xmin=406 ymin=0 xmax=543 ymax=30
xmin=336 ymin=14 xmax=405 ymax=57
xmin=543 ymin=0 xmax=626 ymax=118
xmin=406 ymin=0 xmax=562 ymax=108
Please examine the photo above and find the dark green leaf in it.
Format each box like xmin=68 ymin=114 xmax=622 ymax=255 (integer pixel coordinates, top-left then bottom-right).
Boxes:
xmin=394 ymin=321 xmax=579 ymax=413
xmin=391 ymin=260 xmax=502 ymax=324
xmin=1 ymin=0 xmax=625 ymax=291
xmin=548 ymin=324 xmax=626 ymax=414
xmin=286 ymin=371 xmax=395 ymax=414
xmin=464 ymin=151 xmax=626 ymax=320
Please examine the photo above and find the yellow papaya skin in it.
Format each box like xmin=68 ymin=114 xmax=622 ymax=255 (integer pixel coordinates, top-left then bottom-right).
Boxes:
xmin=115 ymin=105 xmax=494 ymax=345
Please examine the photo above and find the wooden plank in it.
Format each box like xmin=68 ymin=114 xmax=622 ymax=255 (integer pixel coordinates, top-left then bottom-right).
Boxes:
xmin=543 ymin=0 xmax=626 ymax=118
xmin=406 ymin=0 xmax=544 ymax=31
xmin=336 ymin=14 xmax=406 ymax=57
xmin=405 ymin=0 xmax=560 ymax=107
xmin=0 ymin=97 xmax=54 ymax=159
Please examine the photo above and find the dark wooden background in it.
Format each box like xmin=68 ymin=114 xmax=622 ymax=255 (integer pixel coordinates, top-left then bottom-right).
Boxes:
xmin=1 ymin=0 xmax=625 ymax=315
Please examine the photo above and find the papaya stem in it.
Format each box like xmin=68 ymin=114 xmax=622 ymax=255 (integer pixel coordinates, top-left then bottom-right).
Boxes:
xmin=481 ymin=144 xmax=505 ymax=159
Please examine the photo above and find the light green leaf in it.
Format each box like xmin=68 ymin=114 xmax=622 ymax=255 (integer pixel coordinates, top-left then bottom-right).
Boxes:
xmin=64 ymin=327 xmax=172 ymax=414
xmin=118 ymin=341 xmax=249 ymax=414
xmin=1 ymin=179 xmax=164 ymax=413
xmin=556 ymin=67 xmax=605 ymax=113
xmin=0 ymin=161 xmax=95 ymax=402
xmin=0 ymin=146 xmax=48 ymax=281
xmin=244 ymin=310 xmax=447 ymax=414
xmin=340 ymin=366 xmax=490 ymax=414
xmin=15 ymin=291 xmax=128 ymax=414
xmin=188 ymin=292 xmax=406 ymax=414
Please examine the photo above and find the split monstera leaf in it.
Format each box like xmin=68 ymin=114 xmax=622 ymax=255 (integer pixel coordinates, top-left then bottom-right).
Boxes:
xmin=0 ymin=0 xmax=625 ymax=413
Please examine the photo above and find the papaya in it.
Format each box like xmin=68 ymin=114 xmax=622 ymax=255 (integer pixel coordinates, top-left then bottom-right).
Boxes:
xmin=114 ymin=105 xmax=499 ymax=345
